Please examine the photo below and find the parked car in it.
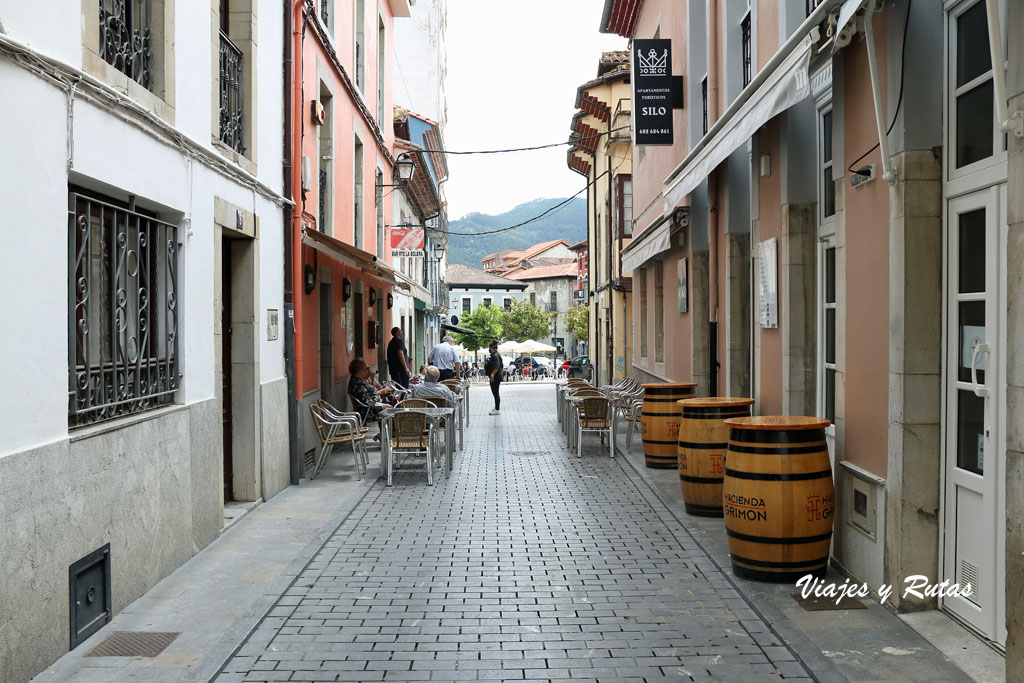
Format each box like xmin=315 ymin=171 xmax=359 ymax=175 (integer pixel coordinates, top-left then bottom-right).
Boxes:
xmin=562 ymin=356 xmax=590 ymax=378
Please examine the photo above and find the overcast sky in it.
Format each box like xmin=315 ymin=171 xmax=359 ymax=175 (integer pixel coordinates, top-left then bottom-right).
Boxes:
xmin=443 ymin=1 xmax=626 ymax=220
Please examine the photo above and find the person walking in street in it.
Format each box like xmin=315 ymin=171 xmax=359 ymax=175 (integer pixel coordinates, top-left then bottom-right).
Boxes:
xmin=387 ymin=327 xmax=411 ymax=389
xmin=429 ymin=334 xmax=459 ymax=381
xmin=411 ymin=365 xmax=456 ymax=407
xmin=485 ymin=340 xmax=503 ymax=415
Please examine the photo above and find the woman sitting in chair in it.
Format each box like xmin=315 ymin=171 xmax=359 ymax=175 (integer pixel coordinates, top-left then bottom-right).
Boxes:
xmin=348 ymin=357 xmax=390 ymax=425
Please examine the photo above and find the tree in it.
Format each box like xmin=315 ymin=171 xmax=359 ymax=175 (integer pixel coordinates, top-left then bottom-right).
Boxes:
xmin=453 ymin=304 xmax=504 ymax=352
xmin=565 ymin=304 xmax=589 ymax=341
xmin=501 ymin=299 xmax=552 ymax=342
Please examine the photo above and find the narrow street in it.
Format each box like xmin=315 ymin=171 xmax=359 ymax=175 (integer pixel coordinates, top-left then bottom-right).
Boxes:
xmin=37 ymin=383 xmax=985 ymax=682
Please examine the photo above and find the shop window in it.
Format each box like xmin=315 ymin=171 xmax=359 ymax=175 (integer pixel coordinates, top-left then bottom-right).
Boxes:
xmin=68 ymin=188 xmax=179 ymax=428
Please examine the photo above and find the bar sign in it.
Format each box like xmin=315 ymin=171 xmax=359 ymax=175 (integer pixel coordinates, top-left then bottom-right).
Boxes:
xmin=633 ymin=39 xmax=673 ymax=145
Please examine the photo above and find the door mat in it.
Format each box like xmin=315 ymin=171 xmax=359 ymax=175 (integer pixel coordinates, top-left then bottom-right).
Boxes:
xmin=86 ymin=631 xmax=179 ymax=658
xmin=791 ymin=593 xmax=868 ymax=611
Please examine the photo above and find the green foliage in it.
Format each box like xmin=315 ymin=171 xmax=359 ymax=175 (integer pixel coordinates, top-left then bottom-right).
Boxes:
xmin=501 ymin=299 xmax=553 ymax=343
xmin=453 ymin=304 xmax=504 ymax=352
xmin=565 ymin=305 xmax=589 ymax=341
xmin=447 ymin=197 xmax=587 ymax=267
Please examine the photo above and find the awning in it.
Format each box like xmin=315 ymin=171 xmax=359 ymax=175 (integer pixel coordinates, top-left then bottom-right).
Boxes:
xmin=441 ymin=322 xmax=477 ymax=336
xmin=621 ymin=216 xmax=672 ymax=274
xmin=301 ymin=228 xmax=409 ymax=290
xmin=414 ymin=298 xmax=428 ymax=310
xmin=661 ymin=36 xmax=813 ymax=215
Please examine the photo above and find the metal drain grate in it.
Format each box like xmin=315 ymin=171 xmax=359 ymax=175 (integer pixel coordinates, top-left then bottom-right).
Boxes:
xmin=510 ymin=450 xmax=550 ymax=457
xmin=86 ymin=631 xmax=179 ymax=658
xmin=791 ymin=593 xmax=867 ymax=611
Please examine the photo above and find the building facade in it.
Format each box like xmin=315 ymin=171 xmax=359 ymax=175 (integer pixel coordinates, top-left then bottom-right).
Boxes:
xmin=0 ymin=1 xmax=289 ymax=678
xmin=289 ymin=0 xmax=410 ymax=465
xmin=505 ymin=263 xmax=579 ymax=358
xmin=446 ymin=264 xmax=527 ymax=317
xmin=481 ymin=239 xmax=574 ymax=273
xmin=603 ymin=0 xmax=1022 ymax=668
xmin=568 ymin=51 xmax=633 ymax=385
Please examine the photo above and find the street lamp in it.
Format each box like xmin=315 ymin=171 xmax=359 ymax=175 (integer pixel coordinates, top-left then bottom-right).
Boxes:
xmin=432 ymin=241 xmax=445 ymax=261
xmin=377 ymin=152 xmax=416 ymax=188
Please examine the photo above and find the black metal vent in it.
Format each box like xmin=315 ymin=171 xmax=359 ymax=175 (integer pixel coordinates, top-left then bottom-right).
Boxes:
xmin=87 ymin=631 xmax=179 ymax=657
xmin=69 ymin=544 xmax=112 ymax=648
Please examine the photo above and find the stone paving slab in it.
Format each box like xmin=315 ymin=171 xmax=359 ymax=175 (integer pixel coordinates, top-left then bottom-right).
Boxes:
xmin=218 ymin=384 xmax=812 ymax=682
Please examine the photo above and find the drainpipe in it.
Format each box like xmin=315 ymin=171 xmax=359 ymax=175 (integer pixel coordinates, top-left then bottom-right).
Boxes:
xmin=288 ymin=0 xmax=307 ymax=476
xmin=605 ymin=104 xmax=614 ymax=382
xmin=283 ymin=0 xmax=300 ymax=484
xmin=708 ymin=0 xmax=721 ymax=396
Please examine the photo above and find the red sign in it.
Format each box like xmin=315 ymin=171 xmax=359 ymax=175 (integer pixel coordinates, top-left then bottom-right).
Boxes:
xmin=390 ymin=228 xmax=424 ymax=256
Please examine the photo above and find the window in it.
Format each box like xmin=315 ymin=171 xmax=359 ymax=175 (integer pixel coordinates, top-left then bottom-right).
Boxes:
xmin=503 ymin=297 xmax=512 ymax=311
xmin=654 ymin=260 xmax=665 ymax=362
xmin=483 ymin=297 xmax=492 ymax=307
xmin=530 ymin=292 xmax=536 ymax=306
xmin=951 ymin=1 xmax=999 ymax=170
xmin=819 ymin=243 xmax=836 ymax=423
xmin=218 ymin=4 xmax=244 ymax=154
xmin=639 ymin=268 xmax=648 ymax=358
xmin=318 ymin=84 xmax=333 ymax=234
xmin=99 ymin=0 xmax=153 ymax=89
xmin=701 ymin=75 xmax=709 ymax=134
xmin=617 ymin=175 xmax=633 ymax=237
xmin=740 ymin=11 xmax=752 ymax=88
xmin=353 ymin=136 xmax=364 ymax=248
xmin=462 ymin=298 xmax=471 ymax=314
xmin=68 ymin=189 xmax=179 ymax=428
xmin=806 ymin=0 xmax=825 ymax=16
xmin=319 ymin=0 xmax=331 ymax=33
xmin=549 ymin=290 xmax=557 ymax=312
xmin=354 ymin=0 xmax=365 ymax=91
xmin=377 ymin=15 xmax=386 ymax=124
xmin=374 ymin=169 xmax=385 ymax=255
xmin=820 ymin=108 xmax=835 ymax=221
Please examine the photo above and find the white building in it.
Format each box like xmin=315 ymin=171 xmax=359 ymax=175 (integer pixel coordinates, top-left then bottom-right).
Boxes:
xmin=446 ymin=264 xmax=527 ymax=317
xmin=0 ymin=3 xmax=288 ymax=679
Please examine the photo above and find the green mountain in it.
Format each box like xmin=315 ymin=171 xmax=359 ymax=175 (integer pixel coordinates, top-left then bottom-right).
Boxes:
xmin=447 ymin=197 xmax=587 ymax=268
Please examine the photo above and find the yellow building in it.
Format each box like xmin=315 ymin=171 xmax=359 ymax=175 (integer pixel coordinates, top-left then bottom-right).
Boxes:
xmin=567 ymin=52 xmax=633 ymax=385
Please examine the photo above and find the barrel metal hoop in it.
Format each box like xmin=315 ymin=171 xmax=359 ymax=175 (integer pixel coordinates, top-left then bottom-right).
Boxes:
xmin=677 ymin=440 xmax=728 ymax=450
xmin=679 ymin=473 xmax=724 ymax=483
xmin=642 ymin=438 xmax=679 ymax=445
xmin=725 ymin=528 xmax=833 ymax=544
xmin=681 ymin=409 xmax=752 ymax=419
xmin=729 ymin=554 xmax=830 ymax=569
xmin=641 ymin=411 xmax=684 ymax=417
xmin=729 ymin=428 xmax=827 ymax=444
xmin=724 ymin=468 xmax=832 ymax=481
xmin=727 ymin=443 xmax=828 ymax=456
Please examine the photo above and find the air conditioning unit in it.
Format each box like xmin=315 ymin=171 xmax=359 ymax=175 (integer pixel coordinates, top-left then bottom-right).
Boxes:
xmin=311 ymin=99 xmax=326 ymax=125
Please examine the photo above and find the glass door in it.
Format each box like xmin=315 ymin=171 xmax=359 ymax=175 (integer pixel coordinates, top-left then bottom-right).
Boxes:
xmin=942 ymin=186 xmax=1006 ymax=646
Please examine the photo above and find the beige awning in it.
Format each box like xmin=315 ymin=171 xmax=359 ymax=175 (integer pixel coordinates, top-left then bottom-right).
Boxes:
xmin=301 ymin=228 xmax=409 ymax=290
xmin=621 ymin=217 xmax=672 ymax=274
xmin=662 ymin=36 xmax=814 ymax=214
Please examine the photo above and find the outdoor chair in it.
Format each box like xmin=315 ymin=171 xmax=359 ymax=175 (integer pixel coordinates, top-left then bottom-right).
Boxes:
xmin=623 ymin=397 xmax=644 ymax=448
xmin=317 ymin=399 xmax=370 ymax=435
xmin=308 ymin=403 xmax=368 ymax=480
xmin=576 ymin=396 xmax=613 ymax=459
xmin=389 ymin=409 xmax=435 ymax=485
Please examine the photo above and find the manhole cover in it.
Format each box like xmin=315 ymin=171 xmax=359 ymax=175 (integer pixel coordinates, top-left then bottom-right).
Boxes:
xmin=510 ymin=450 xmax=550 ymax=457
xmin=87 ymin=631 xmax=179 ymax=657
xmin=791 ymin=593 xmax=867 ymax=611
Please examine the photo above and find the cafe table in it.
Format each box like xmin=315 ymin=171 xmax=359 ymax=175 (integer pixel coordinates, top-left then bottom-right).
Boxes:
xmin=379 ymin=406 xmax=456 ymax=486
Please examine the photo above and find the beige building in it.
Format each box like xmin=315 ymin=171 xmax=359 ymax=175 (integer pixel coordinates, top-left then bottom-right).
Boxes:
xmin=568 ymin=51 xmax=633 ymax=385
xmin=603 ymin=0 xmax=1023 ymax=671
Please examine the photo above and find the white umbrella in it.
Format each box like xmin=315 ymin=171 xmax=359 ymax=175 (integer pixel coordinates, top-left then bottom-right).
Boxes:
xmin=518 ymin=339 xmax=557 ymax=353
xmin=498 ymin=340 xmax=526 ymax=353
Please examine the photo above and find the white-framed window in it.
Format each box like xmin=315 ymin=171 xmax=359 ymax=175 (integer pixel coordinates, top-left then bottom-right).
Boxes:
xmin=503 ymin=297 xmax=513 ymax=311
xmin=377 ymin=14 xmax=386 ymax=124
xmin=462 ymin=297 xmax=471 ymax=314
xmin=354 ymin=0 xmax=365 ymax=91
xmin=482 ymin=297 xmax=492 ymax=307
xmin=319 ymin=0 xmax=332 ymax=34
xmin=817 ymin=239 xmax=836 ymax=429
xmin=740 ymin=8 xmax=752 ymax=88
xmin=818 ymin=106 xmax=835 ymax=226
xmin=946 ymin=0 xmax=1007 ymax=185
xmin=353 ymin=134 xmax=364 ymax=248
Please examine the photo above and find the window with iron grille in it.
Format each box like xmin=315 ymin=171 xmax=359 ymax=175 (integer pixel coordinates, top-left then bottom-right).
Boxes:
xmin=68 ymin=190 xmax=179 ymax=428
xmin=741 ymin=12 xmax=752 ymax=88
xmin=701 ymin=75 xmax=709 ymax=135
xmin=218 ymin=29 xmax=244 ymax=154
xmin=99 ymin=0 xmax=153 ymax=90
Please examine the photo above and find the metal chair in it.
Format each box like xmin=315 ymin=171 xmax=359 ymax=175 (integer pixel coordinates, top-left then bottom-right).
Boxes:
xmin=389 ymin=409 xmax=434 ymax=485
xmin=308 ymin=403 xmax=367 ymax=480
xmin=623 ymin=397 xmax=644 ymax=449
xmin=576 ymin=396 xmax=613 ymax=459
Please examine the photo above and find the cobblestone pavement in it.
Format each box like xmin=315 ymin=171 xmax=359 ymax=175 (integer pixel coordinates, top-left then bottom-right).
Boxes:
xmin=217 ymin=384 xmax=811 ymax=682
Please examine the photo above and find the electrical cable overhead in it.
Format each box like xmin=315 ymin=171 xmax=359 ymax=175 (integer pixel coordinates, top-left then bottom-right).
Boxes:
xmin=406 ymin=126 xmax=630 ymax=156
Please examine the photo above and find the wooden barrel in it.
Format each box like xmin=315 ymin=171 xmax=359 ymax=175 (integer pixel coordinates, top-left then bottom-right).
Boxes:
xmin=640 ymin=383 xmax=697 ymax=469
xmin=677 ymin=397 xmax=755 ymax=517
xmin=722 ymin=416 xmax=834 ymax=582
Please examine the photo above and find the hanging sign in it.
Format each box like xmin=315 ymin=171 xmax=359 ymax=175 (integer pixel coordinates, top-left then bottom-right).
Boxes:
xmin=632 ymin=39 xmax=674 ymax=145
xmin=390 ymin=228 xmax=424 ymax=257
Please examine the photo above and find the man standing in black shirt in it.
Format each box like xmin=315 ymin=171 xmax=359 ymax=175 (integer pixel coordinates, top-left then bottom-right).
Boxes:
xmin=484 ymin=339 xmax=503 ymax=416
xmin=387 ymin=327 xmax=411 ymax=389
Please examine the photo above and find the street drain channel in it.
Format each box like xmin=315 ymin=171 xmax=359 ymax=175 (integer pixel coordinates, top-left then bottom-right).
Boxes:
xmin=510 ymin=450 xmax=550 ymax=457
xmin=86 ymin=631 xmax=179 ymax=657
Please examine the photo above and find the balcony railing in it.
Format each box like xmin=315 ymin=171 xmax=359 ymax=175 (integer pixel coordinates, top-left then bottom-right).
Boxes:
xmin=432 ymin=282 xmax=449 ymax=314
xmin=219 ymin=32 xmax=245 ymax=154
xmin=99 ymin=0 xmax=153 ymax=90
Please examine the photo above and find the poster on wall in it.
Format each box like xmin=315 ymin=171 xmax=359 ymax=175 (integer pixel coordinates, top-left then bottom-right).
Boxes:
xmin=677 ymin=258 xmax=688 ymax=313
xmin=758 ymin=238 xmax=778 ymax=328
xmin=345 ymin=299 xmax=354 ymax=353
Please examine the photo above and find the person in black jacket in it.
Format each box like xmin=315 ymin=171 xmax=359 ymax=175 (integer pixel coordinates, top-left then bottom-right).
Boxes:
xmin=484 ymin=340 xmax=504 ymax=415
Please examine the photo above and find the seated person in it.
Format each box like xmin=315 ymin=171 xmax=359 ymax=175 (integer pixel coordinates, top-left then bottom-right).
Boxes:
xmin=410 ymin=365 xmax=456 ymax=407
xmin=348 ymin=357 xmax=390 ymax=424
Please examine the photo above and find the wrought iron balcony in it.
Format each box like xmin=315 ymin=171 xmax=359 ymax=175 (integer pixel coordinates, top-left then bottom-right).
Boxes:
xmin=99 ymin=0 xmax=153 ymax=90
xmin=219 ymin=32 xmax=245 ymax=154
